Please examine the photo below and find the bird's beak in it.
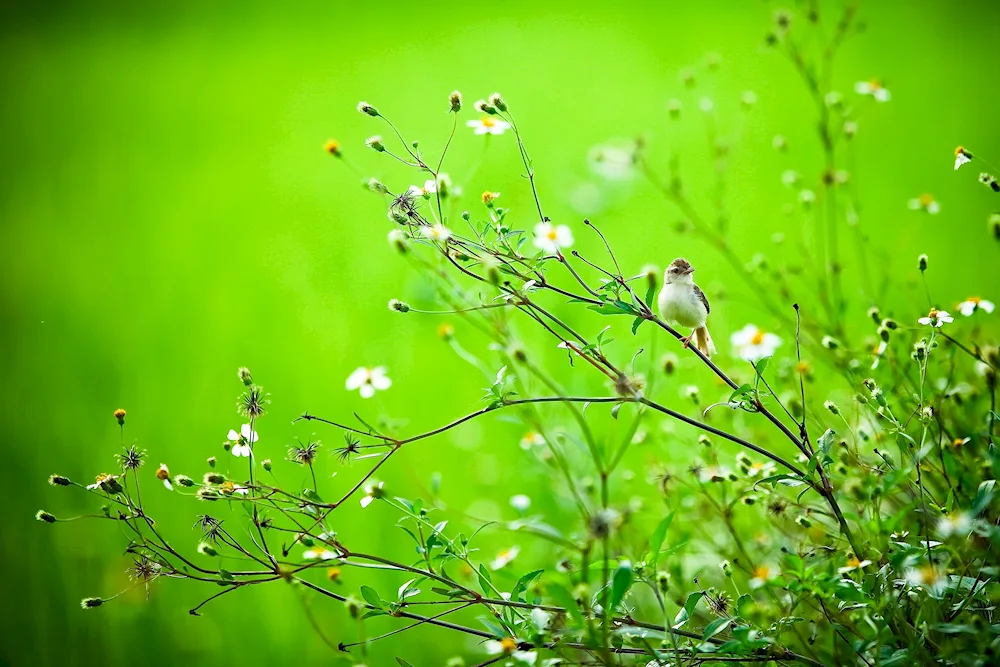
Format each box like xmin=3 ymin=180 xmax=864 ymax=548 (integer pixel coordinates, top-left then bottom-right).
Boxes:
xmin=682 ymin=267 xmax=695 ymax=275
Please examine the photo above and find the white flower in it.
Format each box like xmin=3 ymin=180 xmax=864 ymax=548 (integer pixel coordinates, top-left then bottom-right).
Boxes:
xmin=698 ymin=465 xmax=731 ymax=483
xmin=588 ymin=143 xmax=635 ymax=180
xmin=957 ymin=297 xmax=995 ymax=316
xmin=746 ymin=461 xmax=776 ymax=478
xmin=232 ymin=484 xmax=250 ymax=496
xmin=917 ymin=309 xmax=954 ymax=328
xmin=345 ymin=366 xmax=392 ymax=398
xmin=855 ymin=79 xmax=891 ymax=102
xmin=730 ymin=324 xmax=782 ymax=362
xmin=520 ymin=431 xmax=545 ymax=449
xmin=954 ymin=147 xmax=972 ymax=170
xmin=227 ymin=423 xmax=259 ymax=458
xmin=419 ymin=223 xmax=452 ymax=242
xmin=533 ymin=221 xmax=574 ymax=254
xmin=490 ymin=546 xmax=520 ymax=570
xmin=904 ymin=565 xmax=948 ymax=594
xmin=908 ymin=194 xmax=940 ymax=214
xmin=781 ymin=170 xmax=800 ymax=187
xmin=749 ymin=564 xmax=778 ymax=589
xmin=303 ymin=548 xmax=339 ymax=560
xmin=155 ymin=464 xmax=172 ymax=490
xmin=360 ymin=481 xmax=385 ymax=508
xmin=871 ymin=340 xmax=888 ymax=369
xmin=408 ymin=179 xmax=437 ymax=197
xmin=937 ymin=512 xmax=972 ymax=538
xmin=467 ymin=116 xmax=510 ymax=135
xmin=509 ymin=494 xmax=531 ymax=512
xmin=484 ymin=638 xmax=536 ymax=664
xmin=698 ymin=97 xmax=714 ymax=113
xmin=837 ymin=557 xmax=872 ymax=574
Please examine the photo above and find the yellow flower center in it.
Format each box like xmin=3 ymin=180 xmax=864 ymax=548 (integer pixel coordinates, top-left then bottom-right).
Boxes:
xmin=156 ymin=467 xmax=169 ymax=481
xmin=795 ymin=361 xmax=809 ymax=374
xmin=499 ymin=638 xmax=518 ymax=654
xmin=869 ymin=79 xmax=883 ymax=89
xmin=953 ymin=438 xmax=966 ymax=447
xmin=927 ymin=308 xmax=939 ymax=318
xmin=752 ymin=565 xmax=770 ymax=579
xmin=546 ymin=229 xmax=559 ymax=241
xmin=846 ymin=557 xmax=861 ymax=568
xmin=750 ymin=330 xmax=765 ymax=345
xmin=955 ymin=145 xmax=967 ymax=156
xmin=481 ymin=116 xmax=496 ymax=128
xmin=968 ymin=296 xmax=981 ymax=304
xmin=918 ymin=193 xmax=934 ymax=207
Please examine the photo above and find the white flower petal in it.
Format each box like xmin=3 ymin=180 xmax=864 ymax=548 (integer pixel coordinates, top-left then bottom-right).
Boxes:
xmin=359 ymin=383 xmax=376 ymax=399
xmin=346 ymin=367 xmax=369 ymax=390
xmin=360 ymin=495 xmax=374 ymax=508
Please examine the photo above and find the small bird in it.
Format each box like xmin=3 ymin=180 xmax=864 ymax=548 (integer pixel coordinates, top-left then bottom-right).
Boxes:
xmin=657 ymin=257 xmax=717 ymax=358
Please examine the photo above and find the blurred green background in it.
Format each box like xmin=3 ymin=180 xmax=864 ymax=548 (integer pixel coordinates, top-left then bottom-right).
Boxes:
xmin=2 ymin=1 xmax=998 ymax=665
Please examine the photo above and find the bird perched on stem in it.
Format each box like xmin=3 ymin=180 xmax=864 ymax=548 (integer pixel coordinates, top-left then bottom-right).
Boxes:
xmin=657 ymin=258 xmax=717 ymax=358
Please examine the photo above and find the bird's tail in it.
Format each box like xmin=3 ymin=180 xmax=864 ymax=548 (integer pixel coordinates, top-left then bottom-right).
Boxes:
xmin=694 ymin=326 xmax=717 ymax=358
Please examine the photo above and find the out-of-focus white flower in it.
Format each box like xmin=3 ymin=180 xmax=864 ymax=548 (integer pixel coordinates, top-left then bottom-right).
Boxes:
xmin=484 ymin=638 xmax=535 ymax=664
xmin=491 ymin=546 xmax=520 ymax=570
xmin=520 ymin=432 xmax=545 ymax=450
xmin=588 ymin=142 xmax=636 ymax=180
xmin=698 ymin=466 xmax=731 ymax=483
xmin=957 ymin=297 xmax=995 ymax=316
xmin=699 ymin=97 xmax=714 ymax=113
xmin=837 ymin=557 xmax=872 ymax=574
xmin=746 ymin=461 xmax=776 ymax=478
xmin=467 ymin=116 xmax=510 ymax=135
xmin=155 ymin=464 xmax=173 ymax=490
xmin=731 ymin=324 xmax=782 ymax=361
xmin=904 ymin=565 xmax=948 ymax=594
xmin=408 ymin=179 xmax=437 ymax=197
xmin=533 ymin=221 xmax=574 ymax=254
xmin=303 ymin=548 xmax=339 ymax=560
xmin=360 ymin=481 xmax=385 ymax=509
xmin=228 ymin=424 xmax=258 ymax=458
xmin=781 ymin=170 xmax=800 ymax=187
xmin=799 ymin=189 xmax=816 ymax=204
xmin=749 ymin=564 xmax=778 ymax=589
xmin=937 ymin=512 xmax=972 ymax=538
xmin=908 ymin=194 xmax=940 ymax=214
xmin=855 ymin=79 xmax=891 ymax=102
xmin=510 ymin=494 xmax=531 ymax=512
xmin=954 ymin=146 xmax=973 ymax=170
xmin=346 ymin=367 xmax=392 ymax=398
xmin=917 ymin=309 xmax=954 ymax=328
xmin=420 ymin=223 xmax=452 ymax=242
xmin=871 ymin=340 xmax=888 ymax=369
xmin=232 ymin=484 xmax=249 ymax=496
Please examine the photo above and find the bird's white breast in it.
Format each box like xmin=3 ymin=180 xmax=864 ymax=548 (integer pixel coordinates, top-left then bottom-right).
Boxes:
xmin=658 ymin=282 xmax=707 ymax=328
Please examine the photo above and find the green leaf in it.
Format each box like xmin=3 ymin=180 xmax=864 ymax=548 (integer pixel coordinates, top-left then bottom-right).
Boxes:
xmin=510 ymin=569 xmax=544 ymax=602
xmin=817 ymin=428 xmax=836 ymax=459
xmin=549 ymin=583 xmax=584 ymax=626
xmin=477 ymin=564 xmax=493 ymax=596
xmin=644 ymin=282 xmax=656 ymax=308
xmin=673 ymin=591 xmax=703 ymax=628
xmin=631 ymin=316 xmax=645 ymax=335
xmin=609 ymin=561 xmax=634 ymax=610
xmin=974 ymin=479 xmax=996 ymax=514
xmin=360 ymin=585 xmax=382 ymax=609
xmin=396 ymin=659 xmax=416 ymax=667
xmin=649 ymin=512 xmax=675 ymax=569
xmin=702 ymin=617 xmax=734 ymax=640
xmin=218 ymin=568 xmax=234 ymax=582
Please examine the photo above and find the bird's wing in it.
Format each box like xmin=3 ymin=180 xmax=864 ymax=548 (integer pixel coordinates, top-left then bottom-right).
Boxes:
xmin=694 ymin=284 xmax=710 ymax=315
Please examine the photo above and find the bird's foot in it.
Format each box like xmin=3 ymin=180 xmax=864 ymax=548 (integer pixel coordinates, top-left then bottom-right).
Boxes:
xmin=679 ymin=335 xmax=692 ymax=349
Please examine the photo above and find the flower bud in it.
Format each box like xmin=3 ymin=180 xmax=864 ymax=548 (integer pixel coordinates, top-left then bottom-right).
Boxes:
xmin=203 ymin=472 xmax=225 ymax=485
xmin=843 ymin=121 xmax=858 ymax=139
xmin=174 ymin=474 xmax=194 ymax=487
xmin=481 ymin=191 xmax=500 ymax=207
xmin=238 ymin=367 xmax=253 ymax=385
xmin=641 ymin=264 xmax=659 ymax=291
xmin=990 ymin=212 xmax=1000 ymax=240
xmin=388 ymin=299 xmax=410 ymax=313
xmin=449 ymin=90 xmax=462 ymax=112
xmin=667 ymin=99 xmax=682 ymax=119
xmin=367 ymin=177 xmax=388 ymax=193
xmin=388 ymin=229 xmax=409 ymax=254
xmin=662 ymin=353 xmax=678 ymax=375
xmin=881 ymin=318 xmax=898 ymax=330
xmin=720 ymin=560 xmax=733 ymax=577
xmin=473 ymin=99 xmax=496 ymax=115
xmin=697 ymin=434 xmax=712 ymax=448
xmin=867 ymin=307 xmax=881 ymax=324
xmin=877 ymin=325 xmax=890 ymax=342
xmin=48 ymin=474 xmax=71 ymax=486
xmin=488 ymin=92 xmax=507 ymax=112
xmin=795 ymin=515 xmax=812 ymax=528
xmin=197 ymin=542 xmax=219 ymax=557
xmin=656 ymin=570 xmax=670 ymax=593
xmin=824 ymin=400 xmax=840 ymax=415
xmin=262 ymin=459 xmax=272 ymax=472
xmin=365 ymin=136 xmax=385 ymax=152
xmin=80 ymin=597 xmax=103 ymax=609
xmin=113 ymin=409 xmax=126 ymax=425
xmin=36 ymin=510 xmax=57 ymax=523
xmin=323 ymin=139 xmax=341 ymax=157
xmin=357 ymin=101 xmax=379 ymax=117
xmin=438 ymin=323 xmax=454 ymax=341
xmin=918 ymin=254 xmax=928 ymax=272
xmin=821 ymin=335 xmax=840 ymax=350
xmin=344 ymin=596 xmax=362 ymax=619
xmin=207 ymin=456 xmax=217 ymax=468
